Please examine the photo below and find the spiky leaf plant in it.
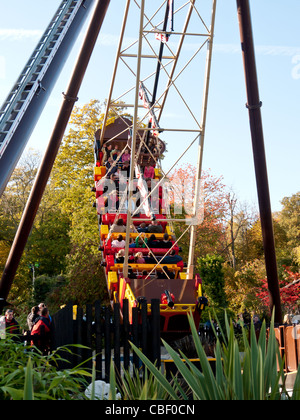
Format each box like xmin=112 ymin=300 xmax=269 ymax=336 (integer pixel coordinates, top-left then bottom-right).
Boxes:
xmin=126 ymin=311 xmax=297 ymax=400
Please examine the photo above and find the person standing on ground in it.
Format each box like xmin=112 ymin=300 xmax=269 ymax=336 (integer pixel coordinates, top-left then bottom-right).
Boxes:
xmin=4 ymin=309 xmax=20 ymax=339
xmin=31 ymin=307 xmax=52 ymax=354
xmin=27 ymin=306 xmax=41 ymax=331
xmin=39 ymin=302 xmax=52 ymax=323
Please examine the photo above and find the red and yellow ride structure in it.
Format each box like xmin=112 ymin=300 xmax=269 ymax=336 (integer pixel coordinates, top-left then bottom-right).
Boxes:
xmin=92 ymin=118 xmax=207 ymax=341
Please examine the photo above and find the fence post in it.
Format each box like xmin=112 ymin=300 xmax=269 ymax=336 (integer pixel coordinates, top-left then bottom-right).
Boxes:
xmin=132 ymin=307 xmax=139 ymax=370
xmin=114 ymin=303 xmax=121 ymax=378
xmin=123 ymin=299 xmax=130 ymax=372
xmin=85 ymin=304 xmax=93 ymax=372
xmin=52 ymin=302 xmax=74 ymax=369
xmin=104 ymin=305 xmax=111 ymax=382
xmin=141 ymin=300 xmax=148 ymax=357
xmin=95 ymin=300 xmax=103 ymax=380
xmin=150 ymin=299 xmax=161 ymax=368
xmin=75 ymin=306 xmax=83 ymax=367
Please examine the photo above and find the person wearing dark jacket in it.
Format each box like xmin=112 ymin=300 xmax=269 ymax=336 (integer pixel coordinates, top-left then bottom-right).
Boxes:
xmin=4 ymin=309 xmax=20 ymax=336
xmin=157 ymin=232 xmax=173 ymax=248
xmin=31 ymin=307 xmax=51 ymax=354
xmin=27 ymin=306 xmax=40 ymax=331
xmin=146 ymin=234 xmax=160 ymax=248
xmin=160 ymin=266 xmax=175 ymax=279
xmin=159 ymin=249 xmax=183 ymax=264
xmin=147 ymin=219 xmax=163 ymax=233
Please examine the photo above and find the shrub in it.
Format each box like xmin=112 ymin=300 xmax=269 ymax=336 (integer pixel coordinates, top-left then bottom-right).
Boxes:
xmin=0 ymin=335 xmax=91 ymax=400
xmin=197 ymin=254 xmax=228 ymax=309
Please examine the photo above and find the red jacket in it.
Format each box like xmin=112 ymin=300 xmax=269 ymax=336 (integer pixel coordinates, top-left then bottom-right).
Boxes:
xmin=31 ymin=317 xmax=51 ymax=346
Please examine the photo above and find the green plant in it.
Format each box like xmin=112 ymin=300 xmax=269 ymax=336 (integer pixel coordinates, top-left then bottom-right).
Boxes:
xmin=197 ymin=254 xmax=228 ymax=309
xmin=23 ymin=357 xmax=34 ymax=400
xmin=127 ymin=311 xmax=300 ymax=400
xmin=118 ymin=365 xmax=176 ymax=400
xmin=0 ymin=335 xmax=91 ymax=400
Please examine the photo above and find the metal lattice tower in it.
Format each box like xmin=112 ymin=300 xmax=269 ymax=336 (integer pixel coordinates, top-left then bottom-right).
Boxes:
xmin=99 ymin=0 xmax=217 ymax=279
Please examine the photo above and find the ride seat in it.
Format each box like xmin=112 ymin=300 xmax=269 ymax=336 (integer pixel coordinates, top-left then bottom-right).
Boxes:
xmin=103 ymin=244 xmax=179 ymax=257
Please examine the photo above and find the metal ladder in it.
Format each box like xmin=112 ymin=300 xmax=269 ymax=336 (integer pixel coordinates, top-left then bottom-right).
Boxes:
xmin=0 ymin=0 xmax=84 ymax=159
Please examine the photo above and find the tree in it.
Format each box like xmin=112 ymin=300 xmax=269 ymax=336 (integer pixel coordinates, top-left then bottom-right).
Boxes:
xmin=197 ymin=254 xmax=228 ymax=310
xmin=241 ymin=218 xmax=265 ymax=261
xmin=256 ymin=267 xmax=300 ymax=315
xmin=0 ymin=150 xmax=41 ymax=248
xmin=222 ymin=191 xmax=255 ymax=270
xmin=168 ymin=165 xmax=228 ymax=259
xmin=33 ymin=275 xmax=65 ymax=305
xmin=47 ymin=100 xmax=120 ymax=305
xmin=50 ymin=101 xmax=105 ymax=243
xmin=0 ymin=150 xmax=71 ymax=306
xmin=279 ymin=192 xmax=300 ymax=267
xmin=60 ymin=243 xmax=108 ymax=306
xmin=0 ymin=100 xmax=131 ymax=309
xmin=224 ymin=259 xmax=266 ymax=316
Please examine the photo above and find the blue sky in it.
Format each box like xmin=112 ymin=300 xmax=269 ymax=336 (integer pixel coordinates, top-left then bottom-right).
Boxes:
xmin=0 ymin=0 xmax=299 ymax=213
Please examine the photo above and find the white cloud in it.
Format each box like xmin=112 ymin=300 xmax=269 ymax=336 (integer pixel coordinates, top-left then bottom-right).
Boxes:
xmin=214 ymin=43 xmax=300 ymax=57
xmin=256 ymin=45 xmax=300 ymax=57
xmin=1 ymin=27 xmax=300 ymax=59
xmin=0 ymin=29 xmax=42 ymax=41
xmin=0 ymin=56 xmax=5 ymax=79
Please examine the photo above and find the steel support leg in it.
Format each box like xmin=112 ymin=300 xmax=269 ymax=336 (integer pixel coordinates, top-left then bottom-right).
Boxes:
xmin=237 ymin=0 xmax=282 ymax=324
xmin=0 ymin=0 xmax=111 ymax=303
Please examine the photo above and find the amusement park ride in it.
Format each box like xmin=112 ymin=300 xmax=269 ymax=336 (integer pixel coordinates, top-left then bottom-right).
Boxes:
xmin=0 ymin=0 xmax=282 ymax=328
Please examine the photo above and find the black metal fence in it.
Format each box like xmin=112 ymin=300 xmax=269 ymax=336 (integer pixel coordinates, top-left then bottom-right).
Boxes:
xmin=50 ymin=299 xmax=161 ymax=381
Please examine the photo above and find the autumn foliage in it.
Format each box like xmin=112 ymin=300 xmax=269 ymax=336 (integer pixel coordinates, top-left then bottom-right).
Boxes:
xmin=256 ymin=267 xmax=300 ymax=313
xmin=168 ymin=163 xmax=228 ymax=257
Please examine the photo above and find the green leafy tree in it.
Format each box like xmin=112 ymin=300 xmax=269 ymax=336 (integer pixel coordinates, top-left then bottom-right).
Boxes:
xmin=0 ymin=150 xmax=41 ymax=248
xmin=279 ymin=192 xmax=300 ymax=267
xmin=48 ymin=100 xmax=121 ymax=305
xmin=0 ymin=150 xmax=71 ymax=307
xmin=197 ymin=254 xmax=228 ymax=309
xmin=33 ymin=275 xmax=66 ymax=305
xmin=25 ymin=184 xmax=71 ymax=278
xmin=224 ymin=259 xmax=266 ymax=316
xmin=60 ymin=243 xmax=108 ymax=306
